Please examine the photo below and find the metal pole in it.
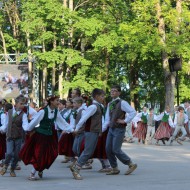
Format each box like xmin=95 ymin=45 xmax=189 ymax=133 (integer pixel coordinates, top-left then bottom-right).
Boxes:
xmin=176 ymin=71 xmax=179 ymax=106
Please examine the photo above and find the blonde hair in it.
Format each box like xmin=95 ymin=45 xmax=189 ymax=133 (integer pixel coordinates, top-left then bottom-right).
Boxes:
xmin=73 ymin=97 xmax=83 ymax=104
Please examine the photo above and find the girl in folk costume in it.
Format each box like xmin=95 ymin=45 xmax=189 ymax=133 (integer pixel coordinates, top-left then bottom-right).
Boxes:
xmin=184 ymin=100 xmax=190 ymax=140
xmin=170 ymin=106 xmax=188 ymax=145
xmin=19 ymin=95 xmax=73 ymax=180
xmin=58 ymin=99 xmax=75 ymax=163
xmin=154 ymin=106 xmax=174 ymax=145
xmin=133 ymin=107 xmax=148 ymax=144
xmin=145 ymin=108 xmax=156 ymax=145
xmin=0 ymin=103 xmax=13 ymax=166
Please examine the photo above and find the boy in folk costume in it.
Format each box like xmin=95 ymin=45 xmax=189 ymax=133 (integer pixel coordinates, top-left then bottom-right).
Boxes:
xmin=70 ymin=97 xmax=86 ymax=160
xmin=0 ymin=103 xmax=13 ymax=167
xmin=133 ymin=107 xmax=148 ymax=144
xmin=184 ymin=100 xmax=190 ymax=140
xmin=70 ymin=88 xmax=105 ymax=180
xmin=103 ymin=85 xmax=137 ymax=175
xmin=145 ymin=108 xmax=156 ymax=145
xmin=19 ymin=95 xmax=73 ymax=180
xmin=154 ymin=106 xmax=174 ymax=145
xmin=170 ymin=106 xmax=188 ymax=145
xmin=0 ymin=96 xmax=29 ymax=177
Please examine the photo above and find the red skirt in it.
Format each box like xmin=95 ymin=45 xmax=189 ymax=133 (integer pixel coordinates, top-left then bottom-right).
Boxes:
xmin=0 ymin=134 xmax=6 ymax=160
xmin=19 ymin=130 xmax=58 ymax=171
xmin=133 ymin=122 xmax=147 ymax=140
xmin=93 ymin=130 xmax=108 ymax=159
xmin=154 ymin=122 xmax=172 ymax=140
xmin=58 ymin=133 xmax=74 ymax=157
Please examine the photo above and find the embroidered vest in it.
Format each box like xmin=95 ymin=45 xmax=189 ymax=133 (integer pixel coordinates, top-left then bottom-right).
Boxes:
xmin=109 ymin=99 xmax=126 ymax=128
xmin=177 ymin=113 xmax=185 ymax=126
xmin=141 ymin=113 xmax=148 ymax=124
xmin=85 ymin=103 xmax=102 ymax=133
xmin=35 ymin=107 xmax=58 ymax=136
xmin=6 ymin=109 xmax=24 ymax=139
xmin=147 ymin=114 xmax=155 ymax=127
xmin=161 ymin=113 xmax=169 ymax=122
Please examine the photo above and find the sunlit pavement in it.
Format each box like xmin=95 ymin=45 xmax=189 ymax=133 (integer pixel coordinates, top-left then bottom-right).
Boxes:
xmin=1 ymin=139 xmax=190 ymax=190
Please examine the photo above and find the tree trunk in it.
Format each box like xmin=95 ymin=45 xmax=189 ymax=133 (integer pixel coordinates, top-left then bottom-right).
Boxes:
xmin=42 ymin=40 xmax=47 ymax=100
xmin=104 ymin=50 xmax=109 ymax=92
xmin=156 ymin=0 xmax=175 ymax=112
xmin=4 ymin=0 xmax=20 ymax=64
xmin=52 ymin=34 xmax=57 ymax=94
xmin=26 ymin=32 xmax=33 ymax=101
xmin=0 ymin=28 xmax=9 ymax=64
xmin=129 ymin=61 xmax=139 ymax=110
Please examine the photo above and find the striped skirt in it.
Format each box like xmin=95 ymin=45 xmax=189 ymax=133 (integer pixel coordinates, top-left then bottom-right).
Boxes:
xmin=133 ymin=122 xmax=147 ymax=140
xmin=154 ymin=122 xmax=172 ymax=141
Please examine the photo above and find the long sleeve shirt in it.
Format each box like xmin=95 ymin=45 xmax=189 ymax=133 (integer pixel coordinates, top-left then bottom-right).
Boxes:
xmin=174 ymin=113 xmax=188 ymax=127
xmin=0 ymin=107 xmax=29 ymax=133
xmin=75 ymin=100 xmax=103 ymax=132
xmin=154 ymin=111 xmax=174 ymax=128
xmin=102 ymin=98 xmax=136 ymax=132
xmin=70 ymin=106 xmax=86 ymax=130
xmin=28 ymin=106 xmax=73 ymax=132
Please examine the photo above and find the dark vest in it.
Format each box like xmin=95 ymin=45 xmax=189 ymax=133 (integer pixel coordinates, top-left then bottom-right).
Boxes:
xmin=85 ymin=103 xmax=102 ymax=133
xmin=75 ymin=109 xmax=85 ymax=134
xmin=7 ymin=109 xmax=24 ymax=140
xmin=35 ymin=107 xmax=58 ymax=136
xmin=109 ymin=99 xmax=126 ymax=128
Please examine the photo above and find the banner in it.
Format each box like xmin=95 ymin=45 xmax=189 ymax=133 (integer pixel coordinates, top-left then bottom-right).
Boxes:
xmin=0 ymin=64 xmax=28 ymax=99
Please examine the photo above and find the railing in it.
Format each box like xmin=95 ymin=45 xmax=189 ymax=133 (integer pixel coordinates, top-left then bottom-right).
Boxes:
xmin=0 ymin=54 xmax=28 ymax=63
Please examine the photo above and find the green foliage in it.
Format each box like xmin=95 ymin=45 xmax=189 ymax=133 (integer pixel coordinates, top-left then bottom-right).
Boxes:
xmin=0 ymin=0 xmax=190 ymax=107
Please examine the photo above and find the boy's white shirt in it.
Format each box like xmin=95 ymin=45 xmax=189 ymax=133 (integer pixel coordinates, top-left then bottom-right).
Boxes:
xmin=0 ymin=107 xmax=29 ymax=133
xmin=75 ymin=100 xmax=102 ymax=132
xmin=102 ymin=97 xmax=136 ymax=132
xmin=173 ymin=113 xmax=188 ymax=127
xmin=70 ymin=106 xmax=86 ymax=131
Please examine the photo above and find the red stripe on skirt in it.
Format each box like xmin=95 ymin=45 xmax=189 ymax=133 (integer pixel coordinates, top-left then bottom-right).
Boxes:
xmin=133 ymin=122 xmax=147 ymax=140
xmin=154 ymin=122 xmax=172 ymax=140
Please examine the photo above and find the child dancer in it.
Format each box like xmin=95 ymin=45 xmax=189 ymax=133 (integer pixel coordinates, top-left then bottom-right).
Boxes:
xmin=70 ymin=88 xmax=105 ymax=180
xmin=71 ymin=97 xmax=85 ymax=161
xmin=154 ymin=106 xmax=174 ymax=145
xmin=0 ymin=103 xmax=13 ymax=167
xmin=58 ymin=98 xmax=75 ymax=163
xmin=145 ymin=108 xmax=156 ymax=145
xmin=170 ymin=106 xmax=188 ymax=145
xmin=0 ymin=96 xmax=29 ymax=177
xmin=133 ymin=107 xmax=148 ymax=144
xmin=103 ymin=85 xmax=137 ymax=175
xmin=19 ymin=95 xmax=73 ymax=180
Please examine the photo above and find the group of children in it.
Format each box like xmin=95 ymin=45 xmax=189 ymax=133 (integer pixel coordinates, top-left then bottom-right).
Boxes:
xmin=128 ymin=102 xmax=190 ymax=146
xmin=0 ymin=85 xmax=138 ymax=180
